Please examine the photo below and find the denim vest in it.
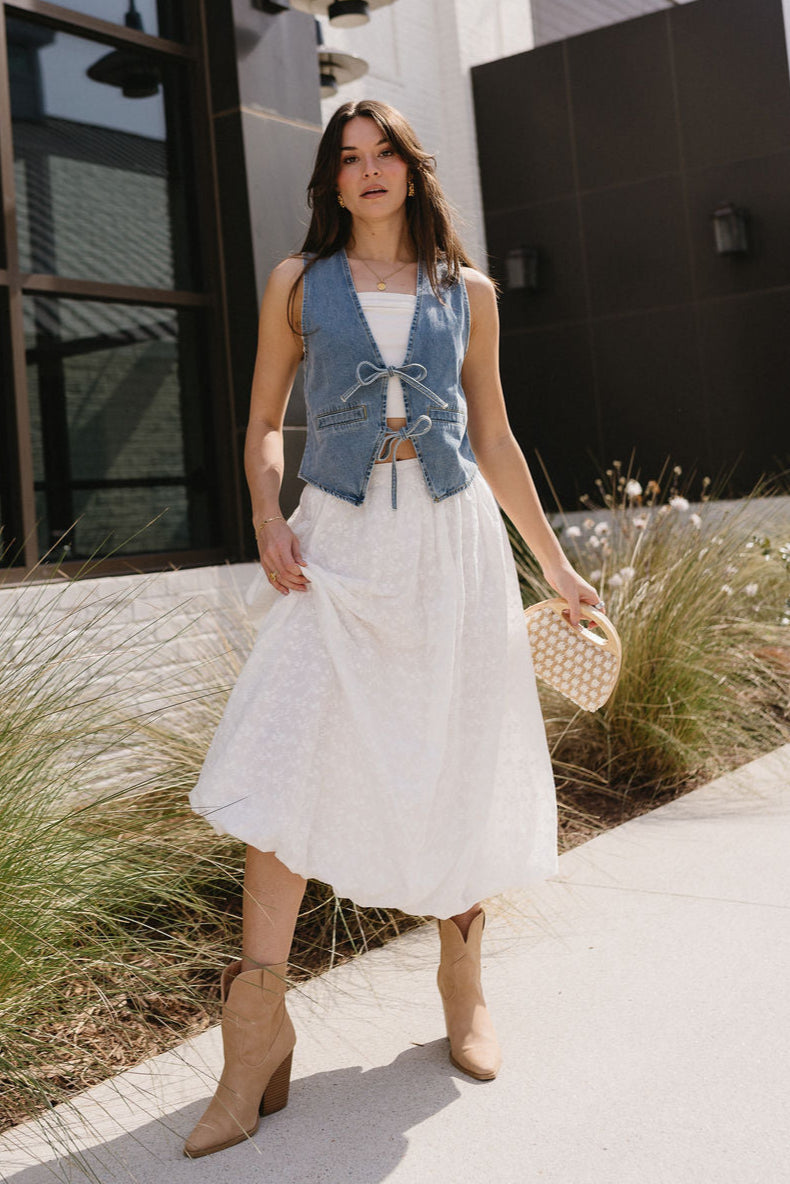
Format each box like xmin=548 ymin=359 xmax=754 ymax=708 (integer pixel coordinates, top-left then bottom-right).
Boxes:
xmin=297 ymin=247 xmax=478 ymax=509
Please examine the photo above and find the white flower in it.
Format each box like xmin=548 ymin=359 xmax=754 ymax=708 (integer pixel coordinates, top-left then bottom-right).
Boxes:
xmin=583 ymin=518 xmax=595 ymax=530
xmin=744 ymin=541 xmax=754 ymax=550
xmin=745 ymin=583 xmax=759 ymax=597
xmin=669 ymin=496 xmax=690 ymax=511
xmin=594 ymin=521 xmax=610 ymax=536
xmin=725 ymin=564 xmax=738 ymax=576
xmin=588 ymin=536 xmax=601 ymax=550
xmin=633 ymin=515 xmax=648 ymax=530
xmin=619 ymin=566 xmax=636 ymax=583
xmin=721 ymin=584 xmax=733 ymax=596
xmin=690 ymin=513 xmax=702 ymax=529
xmin=698 ymin=547 xmax=709 ymax=559
xmin=608 ymin=573 xmax=624 ymax=588
xmin=658 ymin=504 xmax=671 ymax=516
xmin=625 ymin=479 xmax=643 ymax=498
xmin=566 ymin=525 xmax=582 ymax=538
xmin=589 ymin=569 xmax=602 ymax=582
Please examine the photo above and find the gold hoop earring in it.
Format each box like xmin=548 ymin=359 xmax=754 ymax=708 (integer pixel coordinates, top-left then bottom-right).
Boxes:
xmin=337 ymin=191 xmax=346 ymax=208
xmin=407 ymin=178 xmax=415 ymax=198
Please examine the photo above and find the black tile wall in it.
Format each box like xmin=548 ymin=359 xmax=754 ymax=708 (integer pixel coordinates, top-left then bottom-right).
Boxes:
xmin=671 ymin=0 xmax=790 ymax=170
xmin=568 ymin=12 xmax=679 ymax=191
xmin=592 ymin=306 xmax=710 ymax=480
xmin=472 ymin=0 xmax=790 ymax=498
xmin=582 ymin=175 xmax=693 ymax=317
xmin=699 ymin=290 xmax=790 ymax=486
xmin=500 ymin=322 xmax=599 ymax=506
xmin=472 ymin=42 xmax=574 ymax=211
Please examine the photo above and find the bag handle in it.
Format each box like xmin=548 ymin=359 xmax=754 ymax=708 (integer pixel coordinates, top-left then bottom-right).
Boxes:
xmin=523 ymin=597 xmax=622 ymax=663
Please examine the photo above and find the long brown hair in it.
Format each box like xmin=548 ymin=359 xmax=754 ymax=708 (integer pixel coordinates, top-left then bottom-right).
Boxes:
xmin=287 ymin=99 xmax=475 ymax=333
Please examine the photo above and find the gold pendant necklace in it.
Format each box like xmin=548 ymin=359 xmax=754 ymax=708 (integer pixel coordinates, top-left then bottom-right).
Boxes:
xmin=360 ymin=257 xmax=413 ymax=291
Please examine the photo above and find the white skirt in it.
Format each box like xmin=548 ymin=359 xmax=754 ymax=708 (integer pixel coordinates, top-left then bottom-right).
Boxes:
xmin=189 ymin=458 xmax=558 ymax=918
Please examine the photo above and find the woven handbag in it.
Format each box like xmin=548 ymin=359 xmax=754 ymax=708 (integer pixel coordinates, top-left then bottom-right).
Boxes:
xmin=523 ymin=598 xmax=622 ymax=712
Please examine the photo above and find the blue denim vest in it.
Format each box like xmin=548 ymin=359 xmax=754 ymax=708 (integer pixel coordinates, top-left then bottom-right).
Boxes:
xmin=297 ymin=247 xmax=478 ymax=509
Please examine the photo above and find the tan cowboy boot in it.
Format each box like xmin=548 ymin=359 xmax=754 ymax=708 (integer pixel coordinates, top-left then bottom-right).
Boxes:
xmin=437 ymin=909 xmax=502 ymax=1080
xmin=183 ymin=959 xmax=296 ymax=1158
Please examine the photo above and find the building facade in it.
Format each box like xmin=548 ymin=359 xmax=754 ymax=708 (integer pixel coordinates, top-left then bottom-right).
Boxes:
xmin=2 ymin=0 xmax=786 ymax=593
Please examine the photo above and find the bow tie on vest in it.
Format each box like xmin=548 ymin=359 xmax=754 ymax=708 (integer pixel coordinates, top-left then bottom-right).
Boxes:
xmin=339 ymin=360 xmax=449 ymax=509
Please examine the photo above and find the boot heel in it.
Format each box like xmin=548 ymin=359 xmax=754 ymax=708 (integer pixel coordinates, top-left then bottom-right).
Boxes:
xmin=260 ymin=1049 xmax=293 ymax=1116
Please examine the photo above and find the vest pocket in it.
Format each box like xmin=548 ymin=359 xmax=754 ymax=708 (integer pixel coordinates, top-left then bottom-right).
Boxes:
xmin=429 ymin=408 xmax=465 ymax=425
xmin=316 ymin=403 xmax=368 ymax=431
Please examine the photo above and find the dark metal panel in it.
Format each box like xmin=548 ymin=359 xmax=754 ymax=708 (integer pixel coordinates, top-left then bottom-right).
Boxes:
xmin=698 ymin=289 xmax=790 ymax=487
xmin=671 ymin=0 xmax=790 ymax=169
xmin=472 ymin=41 xmax=575 ymax=212
xmin=592 ymin=305 xmax=711 ymax=480
xmin=581 ymin=174 xmax=693 ymax=317
xmin=567 ymin=10 xmax=679 ymax=190
xmin=500 ymin=322 xmax=600 ymax=507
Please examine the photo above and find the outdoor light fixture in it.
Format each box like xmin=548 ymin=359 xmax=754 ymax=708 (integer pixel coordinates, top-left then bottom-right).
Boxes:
xmin=328 ymin=0 xmax=369 ymax=25
xmin=86 ymin=0 xmax=160 ymax=97
xmin=711 ymin=202 xmax=750 ymax=255
xmin=315 ymin=18 xmax=367 ymax=96
xmin=505 ymin=246 xmax=540 ymax=292
xmin=290 ymin=0 xmax=396 ymax=28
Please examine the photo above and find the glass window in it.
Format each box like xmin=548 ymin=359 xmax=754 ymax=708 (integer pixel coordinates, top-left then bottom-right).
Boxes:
xmin=24 ymin=294 xmax=220 ymax=559
xmin=43 ymin=1 xmax=185 ymax=43
xmin=7 ymin=14 xmax=199 ymax=288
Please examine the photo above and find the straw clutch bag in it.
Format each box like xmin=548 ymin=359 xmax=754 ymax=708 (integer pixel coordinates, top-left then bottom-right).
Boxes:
xmin=523 ymin=598 xmax=622 ymax=712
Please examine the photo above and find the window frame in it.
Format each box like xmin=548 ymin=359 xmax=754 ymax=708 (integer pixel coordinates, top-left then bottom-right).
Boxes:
xmin=0 ymin=0 xmax=242 ymax=580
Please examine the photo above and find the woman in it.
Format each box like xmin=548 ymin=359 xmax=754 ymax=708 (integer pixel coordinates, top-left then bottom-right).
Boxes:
xmin=184 ymin=99 xmax=600 ymax=1159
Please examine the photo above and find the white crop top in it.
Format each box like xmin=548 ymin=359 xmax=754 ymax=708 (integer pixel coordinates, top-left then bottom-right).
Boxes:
xmin=356 ymin=291 xmax=416 ymax=420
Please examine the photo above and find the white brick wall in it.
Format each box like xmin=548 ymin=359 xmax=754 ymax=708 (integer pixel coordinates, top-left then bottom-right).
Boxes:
xmin=531 ymin=0 xmax=697 ymax=46
xmin=1 ymin=563 xmax=262 ymax=720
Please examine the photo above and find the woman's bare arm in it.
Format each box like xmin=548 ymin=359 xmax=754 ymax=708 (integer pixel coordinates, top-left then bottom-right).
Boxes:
xmin=244 ymin=256 xmax=310 ymax=594
xmin=461 ymin=267 xmax=598 ymax=624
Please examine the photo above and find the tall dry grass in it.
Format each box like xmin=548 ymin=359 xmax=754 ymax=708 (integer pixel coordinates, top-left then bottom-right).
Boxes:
xmin=1 ymin=466 xmax=788 ymax=1139
xmin=508 ymin=462 xmax=790 ymax=808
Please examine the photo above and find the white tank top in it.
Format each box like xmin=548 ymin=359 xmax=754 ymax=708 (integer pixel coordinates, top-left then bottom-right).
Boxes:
xmin=356 ymin=291 xmax=416 ymax=420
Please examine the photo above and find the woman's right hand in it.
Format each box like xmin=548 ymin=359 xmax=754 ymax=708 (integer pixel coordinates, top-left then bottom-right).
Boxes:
xmin=257 ymin=520 xmax=311 ymax=595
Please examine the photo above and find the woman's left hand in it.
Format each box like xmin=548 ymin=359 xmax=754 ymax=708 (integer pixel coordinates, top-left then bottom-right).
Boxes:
xmin=541 ymin=560 xmax=601 ymax=628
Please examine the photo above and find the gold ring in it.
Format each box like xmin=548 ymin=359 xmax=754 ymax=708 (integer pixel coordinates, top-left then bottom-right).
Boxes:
xmin=269 ymin=570 xmax=278 ymax=582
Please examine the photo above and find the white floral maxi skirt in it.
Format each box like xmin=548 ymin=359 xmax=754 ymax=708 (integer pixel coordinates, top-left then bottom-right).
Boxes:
xmin=188 ymin=457 xmax=558 ymax=918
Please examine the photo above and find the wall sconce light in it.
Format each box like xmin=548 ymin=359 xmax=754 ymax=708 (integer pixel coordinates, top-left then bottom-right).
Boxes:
xmin=711 ymin=202 xmax=750 ymax=255
xmin=290 ymin=0 xmax=396 ymax=29
xmin=315 ymin=18 xmax=367 ymax=96
xmin=86 ymin=0 xmax=160 ymax=97
xmin=505 ymin=246 xmax=540 ymax=292
xmin=318 ymin=48 xmax=368 ymax=94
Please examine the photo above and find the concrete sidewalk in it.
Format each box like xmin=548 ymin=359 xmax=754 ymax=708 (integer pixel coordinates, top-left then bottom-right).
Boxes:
xmin=2 ymin=745 xmax=789 ymax=1184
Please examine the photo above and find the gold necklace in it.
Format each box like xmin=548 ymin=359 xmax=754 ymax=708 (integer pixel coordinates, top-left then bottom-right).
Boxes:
xmin=359 ymin=256 xmax=414 ymax=291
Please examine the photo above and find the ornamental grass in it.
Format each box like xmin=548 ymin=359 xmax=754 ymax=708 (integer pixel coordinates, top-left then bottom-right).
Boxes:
xmin=0 ymin=462 xmax=788 ymax=1145
xmin=507 ymin=460 xmax=790 ymax=822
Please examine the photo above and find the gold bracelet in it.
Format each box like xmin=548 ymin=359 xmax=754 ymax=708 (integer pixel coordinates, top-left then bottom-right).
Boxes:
xmin=253 ymin=515 xmax=285 ymax=535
